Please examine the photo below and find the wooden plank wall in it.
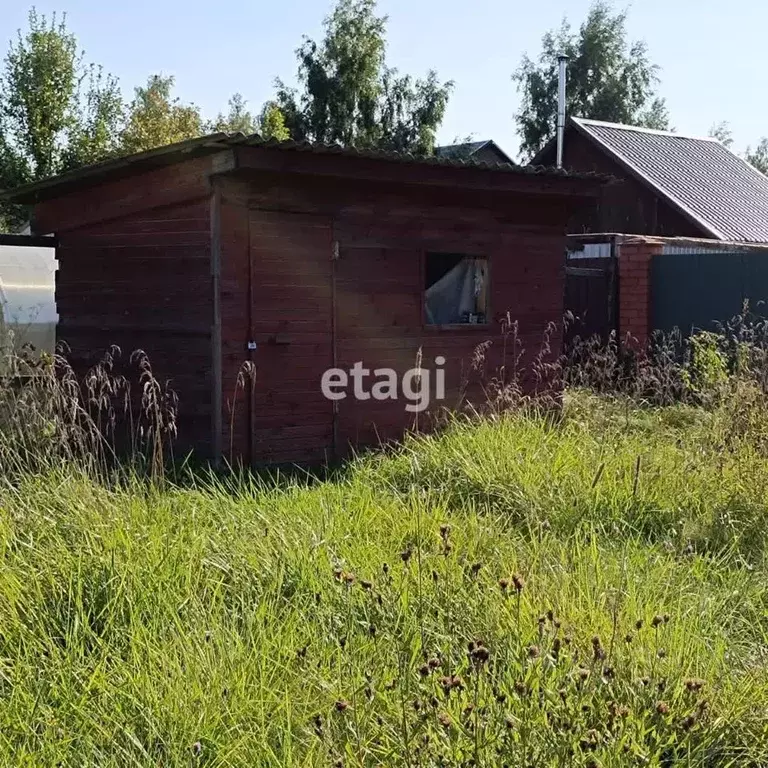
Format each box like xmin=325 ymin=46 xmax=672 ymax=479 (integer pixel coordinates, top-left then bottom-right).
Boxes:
xmin=551 ymin=134 xmax=705 ymax=238
xmin=33 ymin=159 xmax=214 ymax=455
xmin=334 ymin=245 xmax=423 ymax=448
xmin=218 ymin=180 xmax=335 ymax=465
xmin=333 ymin=209 xmax=565 ymax=451
xmin=33 ymin=160 xmax=574 ymax=465
xmin=219 ymin=174 xmax=569 ymax=464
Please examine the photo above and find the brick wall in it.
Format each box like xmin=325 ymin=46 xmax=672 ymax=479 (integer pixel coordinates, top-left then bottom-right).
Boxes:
xmin=617 ymin=237 xmax=663 ymax=348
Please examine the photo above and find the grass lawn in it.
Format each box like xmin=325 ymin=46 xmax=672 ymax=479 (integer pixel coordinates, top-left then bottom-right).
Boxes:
xmin=1 ymin=392 xmax=767 ymax=766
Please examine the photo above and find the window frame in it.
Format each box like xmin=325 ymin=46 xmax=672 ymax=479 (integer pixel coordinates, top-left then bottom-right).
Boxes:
xmin=421 ymin=250 xmax=492 ymax=331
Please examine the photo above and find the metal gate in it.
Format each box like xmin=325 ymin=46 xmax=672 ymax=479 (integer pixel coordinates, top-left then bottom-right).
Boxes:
xmin=652 ymin=250 xmax=768 ymax=335
xmin=564 ymin=255 xmax=618 ymax=347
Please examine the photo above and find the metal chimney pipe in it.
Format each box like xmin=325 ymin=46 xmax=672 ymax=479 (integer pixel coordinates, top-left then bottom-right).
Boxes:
xmin=556 ymin=54 xmax=569 ymax=168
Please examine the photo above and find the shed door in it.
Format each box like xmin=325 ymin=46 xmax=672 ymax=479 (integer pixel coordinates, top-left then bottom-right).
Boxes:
xmin=248 ymin=210 xmax=334 ymax=464
xmin=334 ymin=246 xmax=422 ymax=453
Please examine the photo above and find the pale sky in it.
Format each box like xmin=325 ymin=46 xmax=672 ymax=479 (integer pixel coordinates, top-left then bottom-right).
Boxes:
xmin=2 ymin=0 xmax=766 ymax=161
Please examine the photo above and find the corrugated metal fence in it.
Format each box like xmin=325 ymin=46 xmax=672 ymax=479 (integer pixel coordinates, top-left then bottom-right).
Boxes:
xmin=652 ymin=250 xmax=768 ymax=334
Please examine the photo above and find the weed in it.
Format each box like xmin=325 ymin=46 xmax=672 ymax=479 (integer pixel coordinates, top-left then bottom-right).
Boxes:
xmin=0 ymin=323 xmax=766 ymax=764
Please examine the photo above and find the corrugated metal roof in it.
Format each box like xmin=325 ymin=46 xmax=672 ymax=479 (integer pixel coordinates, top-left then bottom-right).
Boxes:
xmin=235 ymin=134 xmax=520 ymax=170
xmin=435 ymin=139 xmax=515 ymax=165
xmin=572 ymin=118 xmax=768 ymax=243
xmin=2 ymin=132 xmax=606 ymax=204
xmin=435 ymin=141 xmax=494 ymax=159
xmin=435 ymin=141 xmax=488 ymax=157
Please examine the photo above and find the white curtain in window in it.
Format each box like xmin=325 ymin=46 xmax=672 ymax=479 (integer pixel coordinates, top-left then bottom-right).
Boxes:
xmin=425 ymin=258 xmax=486 ymax=325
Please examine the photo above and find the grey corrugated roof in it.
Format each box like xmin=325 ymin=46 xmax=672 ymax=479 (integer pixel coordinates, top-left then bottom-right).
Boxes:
xmin=435 ymin=141 xmax=492 ymax=159
xmin=3 ymin=132 xmax=602 ymax=204
xmin=571 ymin=118 xmax=768 ymax=243
xmin=236 ymin=134 xmax=522 ymax=170
xmin=435 ymin=140 xmax=514 ymax=164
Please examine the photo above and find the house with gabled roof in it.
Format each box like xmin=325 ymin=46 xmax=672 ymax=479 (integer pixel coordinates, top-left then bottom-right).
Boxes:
xmin=435 ymin=140 xmax=514 ymax=166
xmin=533 ymin=117 xmax=768 ymax=243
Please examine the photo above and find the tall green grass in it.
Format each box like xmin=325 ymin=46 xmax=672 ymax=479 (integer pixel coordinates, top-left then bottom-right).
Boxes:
xmin=0 ymin=392 xmax=767 ymax=765
xmin=366 ymin=390 xmax=768 ymax=562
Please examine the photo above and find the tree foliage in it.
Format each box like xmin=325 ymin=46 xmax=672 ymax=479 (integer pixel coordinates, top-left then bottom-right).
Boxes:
xmin=0 ymin=10 xmax=78 ymax=181
xmin=708 ymin=124 xmax=768 ymax=176
xmin=62 ymin=66 xmax=124 ymax=170
xmin=210 ymin=94 xmax=291 ymax=141
xmin=708 ymin=121 xmax=734 ymax=149
xmin=0 ymin=0 xmax=453 ymax=232
xmin=210 ymin=93 xmax=258 ymax=134
xmin=513 ymin=1 xmax=669 ymax=160
xmin=258 ymin=102 xmax=290 ymax=141
xmin=377 ymin=68 xmax=452 ymax=154
xmin=746 ymin=139 xmax=768 ymax=175
xmin=0 ymin=10 xmax=124 ymax=229
xmin=120 ymin=75 xmax=204 ymax=155
xmin=274 ymin=0 xmax=452 ymax=154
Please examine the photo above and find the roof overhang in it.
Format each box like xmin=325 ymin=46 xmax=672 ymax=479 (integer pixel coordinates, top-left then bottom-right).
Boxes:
xmin=1 ymin=134 xmax=233 ymax=205
xmin=227 ymin=143 xmax=606 ymax=198
xmin=2 ymin=133 xmax=609 ymax=208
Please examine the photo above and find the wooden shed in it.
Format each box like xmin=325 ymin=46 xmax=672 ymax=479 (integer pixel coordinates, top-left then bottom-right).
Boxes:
xmin=5 ymin=135 xmax=603 ymax=464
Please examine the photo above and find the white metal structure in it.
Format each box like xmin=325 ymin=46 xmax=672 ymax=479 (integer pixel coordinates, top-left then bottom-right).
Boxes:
xmin=0 ymin=238 xmax=57 ymax=364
